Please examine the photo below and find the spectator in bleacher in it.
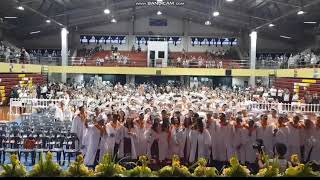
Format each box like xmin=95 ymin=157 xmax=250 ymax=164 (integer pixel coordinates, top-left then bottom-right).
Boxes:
xmin=36 ymin=84 xmax=41 ymax=99
xmin=304 ymin=91 xmax=313 ymax=104
xmin=137 ymin=45 xmax=141 ymax=52
xmin=104 ymin=55 xmax=109 ymax=63
xmin=44 ymin=49 xmax=49 ymax=57
xmin=41 ymin=84 xmax=48 ymax=99
xmin=52 ymin=50 xmax=57 ymax=57
xmin=5 ymin=47 xmax=11 ymax=63
xmin=312 ymin=93 xmax=319 ymax=105
xmin=111 ymin=45 xmax=115 ymax=52
xmin=177 ymin=56 xmax=182 ymax=67
xmin=19 ymin=48 xmax=26 ymax=64
xmin=218 ymin=60 xmax=223 ymax=69
xmin=100 ymin=57 xmax=104 ymax=66
xmin=131 ymin=45 xmax=135 ymax=52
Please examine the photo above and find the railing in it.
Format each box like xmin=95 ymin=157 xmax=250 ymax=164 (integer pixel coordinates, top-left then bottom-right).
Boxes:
xmin=246 ymin=102 xmax=320 ymax=113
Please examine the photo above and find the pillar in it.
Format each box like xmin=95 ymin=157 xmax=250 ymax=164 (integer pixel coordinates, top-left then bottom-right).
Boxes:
xmin=0 ymin=28 xmax=3 ymax=41
xmin=182 ymin=19 xmax=189 ymax=52
xmin=61 ymin=28 xmax=68 ymax=83
xmin=249 ymin=31 xmax=257 ymax=87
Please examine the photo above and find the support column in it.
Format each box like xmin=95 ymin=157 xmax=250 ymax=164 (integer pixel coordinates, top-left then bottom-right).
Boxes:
xmin=0 ymin=28 xmax=3 ymax=41
xmin=61 ymin=28 xmax=68 ymax=83
xmin=249 ymin=31 xmax=257 ymax=87
xmin=182 ymin=19 xmax=189 ymax=52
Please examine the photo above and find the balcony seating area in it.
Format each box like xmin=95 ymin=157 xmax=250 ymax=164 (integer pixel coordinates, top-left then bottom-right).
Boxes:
xmin=274 ymin=78 xmax=320 ymax=98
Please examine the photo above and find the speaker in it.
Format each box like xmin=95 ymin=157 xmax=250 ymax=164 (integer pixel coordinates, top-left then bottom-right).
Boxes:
xmin=226 ymin=70 xmax=232 ymax=76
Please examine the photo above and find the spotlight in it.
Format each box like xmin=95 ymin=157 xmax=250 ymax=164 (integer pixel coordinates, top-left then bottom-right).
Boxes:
xmin=304 ymin=21 xmax=317 ymax=24
xmin=46 ymin=20 xmax=51 ymax=23
xmin=205 ymin=20 xmax=211 ymax=25
xmin=157 ymin=11 xmax=162 ymax=15
xmin=104 ymin=9 xmax=110 ymax=14
xmin=17 ymin=6 xmax=24 ymax=10
xmin=226 ymin=0 xmax=234 ymax=2
xmin=268 ymin=23 xmax=275 ymax=27
xmin=157 ymin=0 xmax=163 ymax=2
xmin=297 ymin=10 xmax=305 ymax=15
xmin=213 ymin=11 xmax=220 ymax=17
xmin=111 ymin=18 xmax=117 ymax=23
xmin=30 ymin=31 xmax=41 ymax=34
xmin=4 ymin=17 xmax=18 ymax=19
xmin=280 ymin=35 xmax=292 ymax=39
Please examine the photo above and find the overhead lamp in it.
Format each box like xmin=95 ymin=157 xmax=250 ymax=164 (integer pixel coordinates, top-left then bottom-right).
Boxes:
xmin=104 ymin=9 xmax=110 ymax=14
xmin=157 ymin=0 xmax=163 ymax=2
xmin=205 ymin=20 xmax=211 ymax=25
xmin=46 ymin=20 xmax=51 ymax=23
xmin=297 ymin=10 xmax=305 ymax=15
xmin=111 ymin=18 xmax=117 ymax=23
xmin=17 ymin=6 xmax=24 ymax=10
xmin=304 ymin=21 xmax=317 ymax=24
xmin=213 ymin=11 xmax=220 ymax=17
xmin=268 ymin=23 xmax=275 ymax=27
xmin=157 ymin=10 xmax=162 ymax=15
xmin=4 ymin=17 xmax=18 ymax=19
xmin=280 ymin=35 xmax=292 ymax=39
xmin=30 ymin=31 xmax=41 ymax=34
xmin=226 ymin=0 xmax=234 ymax=2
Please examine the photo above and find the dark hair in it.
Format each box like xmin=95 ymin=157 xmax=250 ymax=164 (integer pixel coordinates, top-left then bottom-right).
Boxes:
xmin=273 ymin=143 xmax=287 ymax=158
xmin=112 ymin=113 xmax=120 ymax=122
xmin=161 ymin=120 xmax=170 ymax=132
xmin=196 ymin=118 xmax=204 ymax=133
xmin=151 ymin=118 xmax=160 ymax=132
xmin=124 ymin=118 xmax=134 ymax=129
xmin=184 ymin=117 xmax=192 ymax=128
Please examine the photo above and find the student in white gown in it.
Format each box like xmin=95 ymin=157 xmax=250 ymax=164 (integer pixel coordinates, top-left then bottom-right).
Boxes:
xmin=189 ymin=118 xmax=211 ymax=164
xmin=310 ymin=116 xmax=320 ymax=161
xmin=134 ymin=112 xmax=148 ymax=157
xmin=273 ymin=115 xmax=289 ymax=159
xmin=287 ymin=115 xmax=304 ymax=159
xmin=158 ymin=119 xmax=170 ymax=164
xmin=169 ymin=116 xmax=182 ymax=158
xmin=178 ymin=117 xmax=192 ymax=164
xmin=302 ymin=117 xmax=316 ymax=162
xmin=71 ymin=106 xmax=88 ymax=153
xmin=118 ymin=117 xmax=137 ymax=160
xmin=105 ymin=113 xmax=123 ymax=160
xmin=83 ymin=115 xmax=107 ymax=167
xmin=145 ymin=118 xmax=161 ymax=162
xmin=206 ymin=112 xmax=218 ymax=166
xmin=242 ymin=119 xmax=259 ymax=173
xmin=215 ymin=113 xmax=233 ymax=164
xmin=54 ymin=101 xmax=72 ymax=121
xmin=232 ymin=116 xmax=246 ymax=164
xmin=256 ymin=114 xmax=274 ymax=156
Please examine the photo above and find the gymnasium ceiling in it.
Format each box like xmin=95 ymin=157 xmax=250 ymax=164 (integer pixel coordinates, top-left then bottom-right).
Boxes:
xmin=1 ymin=0 xmax=320 ymax=42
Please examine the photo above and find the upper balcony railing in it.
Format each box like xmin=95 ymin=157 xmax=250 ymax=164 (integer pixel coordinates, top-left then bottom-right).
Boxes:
xmin=1 ymin=56 xmax=319 ymax=69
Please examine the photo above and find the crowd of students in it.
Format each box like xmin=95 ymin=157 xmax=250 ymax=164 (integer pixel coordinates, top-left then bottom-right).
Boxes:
xmin=24 ymin=79 xmax=319 ymax=172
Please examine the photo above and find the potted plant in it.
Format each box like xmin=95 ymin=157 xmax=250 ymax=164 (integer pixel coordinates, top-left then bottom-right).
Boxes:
xmin=94 ymin=153 xmax=126 ymax=177
xmin=66 ymin=155 xmax=94 ymax=177
xmin=29 ymin=152 xmax=64 ymax=177
xmin=0 ymin=154 xmax=27 ymax=177
xmin=222 ymin=155 xmax=251 ymax=177
xmin=157 ymin=155 xmax=191 ymax=177
xmin=284 ymin=154 xmax=319 ymax=177
xmin=192 ymin=158 xmax=219 ymax=177
xmin=126 ymin=156 xmax=156 ymax=177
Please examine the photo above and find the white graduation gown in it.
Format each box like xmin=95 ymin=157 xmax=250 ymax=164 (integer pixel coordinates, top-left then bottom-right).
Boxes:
xmin=232 ymin=126 xmax=246 ymax=164
xmin=207 ymin=120 xmax=218 ymax=160
xmin=302 ymin=125 xmax=316 ymax=161
xmin=71 ymin=115 xmax=87 ymax=151
xmin=242 ymin=128 xmax=258 ymax=163
xmin=118 ymin=126 xmax=138 ymax=160
xmin=287 ymin=123 xmax=303 ymax=159
xmin=105 ymin=123 xmax=121 ymax=157
xmin=177 ymin=127 xmax=191 ymax=159
xmin=145 ymin=128 xmax=160 ymax=159
xmin=189 ymin=129 xmax=211 ymax=163
xmin=83 ymin=125 xmax=107 ymax=166
xmin=273 ymin=126 xmax=289 ymax=159
xmin=158 ymin=131 xmax=169 ymax=161
xmin=169 ymin=126 xmax=181 ymax=157
xmin=134 ymin=124 xmax=148 ymax=157
xmin=256 ymin=122 xmax=274 ymax=156
xmin=310 ymin=127 xmax=320 ymax=161
xmin=215 ymin=122 xmax=234 ymax=161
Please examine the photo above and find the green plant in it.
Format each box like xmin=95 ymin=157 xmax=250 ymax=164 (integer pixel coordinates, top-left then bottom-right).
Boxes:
xmin=284 ymin=154 xmax=319 ymax=177
xmin=0 ymin=154 xmax=27 ymax=177
xmin=126 ymin=156 xmax=156 ymax=177
xmin=158 ymin=155 xmax=191 ymax=177
xmin=222 ymin=155 xmax=251 ymax=177
xmin=256 ymin=154 xmax=280 ymax=177
xmin=94 ymin=153 xmax=126 ymax=177
xmin=66 ymin=155 xmax=94 ymax=177
xmin=192 ymin=158 xmax=218 ymax=177
xmin=29 ymin=152 xmax=64 ymax=177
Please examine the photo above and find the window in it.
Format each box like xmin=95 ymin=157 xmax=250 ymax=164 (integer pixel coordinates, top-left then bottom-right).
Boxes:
xmin=158 ymin=51 xmax=165 ymax=59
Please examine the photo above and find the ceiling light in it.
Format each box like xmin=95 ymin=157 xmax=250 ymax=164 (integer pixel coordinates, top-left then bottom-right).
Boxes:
xmin=297 ymin=10 xmax=305 ymax=15
xmin=226 ymin=0 xmax=234 ymax=2
xmin=30 ymin=31 xmax=41 ymax=34
xmin=4 ymin=17 xmax=18 ymax=19
xmin=46 ymin=20 xmax=51 ymax=23
xmin=213 ymin=11 xmax=220 ymax=17
xmin=268 ymin=23 xmax=275 ymax=27
xmin=111 ymin=18 xmax=117 ymax=23
xmin=205 ymin=20 xmax=211 ymax=25
xmin=280 ymin=35 xmax=292 ymax=39
xmin=17 ymin=6 xmax=24 ymax=10
xmin=157 ymin=0 xmax=163 ymax=2
xmin=157 ymin=11 xmax=162 ymax=15
xmin=304 ymin=21 xmax=317 ymax=24
xmin=104 ymin=9 xmax=110 ymax=14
